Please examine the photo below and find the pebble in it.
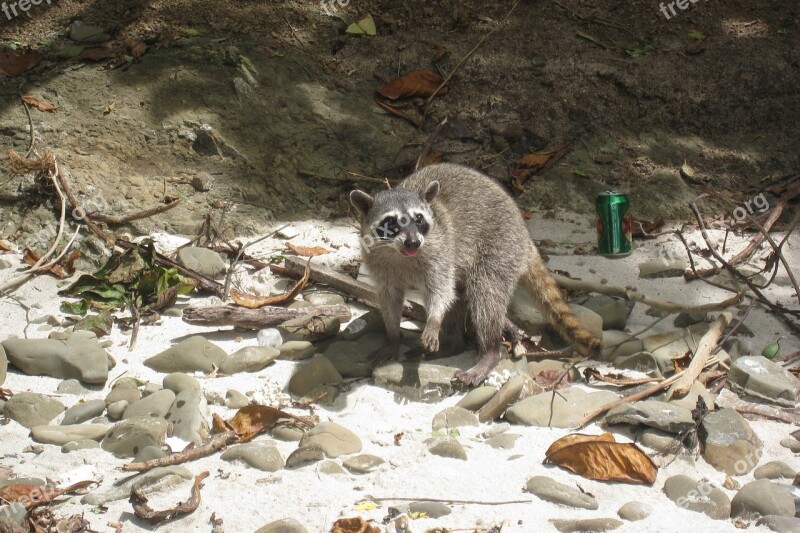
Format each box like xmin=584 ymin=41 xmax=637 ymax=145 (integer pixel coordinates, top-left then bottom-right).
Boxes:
xmin=106 ymin=400 xmax=129 ymax=420
xmin=432 ymin=406 xmax=479 ymax=431
xmin=300 ymin=384 xmax=339 ymax=405
xmin=144 ymin=336 xmax=227 ymax=373
xmin=1 ymin=335 xmax=110 ymax=384
xmin=728 ymin=356 xmax=800 ymax=407
xmin=255 ymin=518 xmax=308 ymax=533
xmin=408 ymin=501 xmax=451 ymax=518
xmin=606 ymin=400 xmax=695 ymax=434
xmin=285 ymin=446 xmax=326 ymax=467
xmin=257 ymin=328 xmax=283 ymax=349
xmin=31 ymin=424 xmax=108 ymax=446
xmin=550 ymin=518 xmax=623 ymax=532
xmin=754 ymin=461 xmax=797 ymax=481
xmin=779 ymin=438 xmax=800 ymax=452
xmin=102 ymin=416 xmax=168 ymax=458
xmin=176 ymin=247 xmax=227 ymax=278
xmin=277 ymin=340 xmax=316 ymax=361
xmin=343 ymin=454 xmax=385 ymax=473
xmin=456 ymin=386 xmax=498 ymax=411
xmin=477 ymin=374 xmax=532 ymax=423
xmin=581 ymin=295 xmax=632 ymax=330
xmin=123 ymin=389 xmax=175 ymax=420
xmin=61 ymin=439 xmax=101 ymax=453
xmin=341 ymin=310 xmax=385 ymax=340
xmin=225 ymin=389 xmax=250 ymax=409
xmin=61 ymin=399 xmax=106 ymax=425
xmin=3 ymin=393 xmax=65 ymax=428
xmin=508 ymin=286 xmax=549 ymax=332
xmin=166 ymin=389 xmax=209 ymax=444
xmin=663 ymin=475 xmax=731 ymax=519
xmin=373 ymin=362 xmax=460 ymax=403
xmin=56 ymin=379 xmax=90 ymax=395
xmin=68 ymin=21 xmax=111 ymax=44
xmin=665 ymin=381 xmax=717 ymax=412
xmin=219 ymin=346 xmax=279 ymax=374
xmin=324 ymin=333 xmax=386 ymax=378
xmin=105 ymin=381 xmax=141 ymax=406
xmin=638 ymin=428 xmax=683 ymax=454
xmin=613 ymin=351 xmax=663 ymax=377
xmin=135 ymin=445 xmax=168 ymax=463
xmin=142 ymin=382 xmax=162 ymax=396
xmin=221 ymin=442 xmax=284 ymax=471
xmin=567 ymin=304 xmax=603 ymax=340
xmin=191 ymin=172 xmax=214 ymax=191
xmin=757 ymin=515 xmax=800 ymax=533
xmin=297 ymin=421 xmax=361 ymax=458
xmin=427 ymin=437 xmax=467 ymax=460
xmin=525 ymin=475 xmax=599 ymax=510
xmin=506 ymin=387 xmax=618 ymax=428
xmin=81 ymin=466 xmax=193 ymax=506
xmin=288 ymin=356 xmax=343 ymax=397
xmin=731 ymin=479 xmax=796 ymax=519
xmin=485 ymin=433 xmax=520 ymax=449
xmin=163 ymin=372 xmax=201 ymax=393
xmin=700 ymin=408 xmax=762 ymax=475
xmin=318 ymin=461 xmax=346 ymax=476
xmin=602 ymin=331 xmax=644 ymax=360
xmin=304 ymin=292 xmax=345 ymax=306
xmin=271 ymin=422 xmax=305 ymax=442
xmin=617 ymin=501 xmax=651 ymax=521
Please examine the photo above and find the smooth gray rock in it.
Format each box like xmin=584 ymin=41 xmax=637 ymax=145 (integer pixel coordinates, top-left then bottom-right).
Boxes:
xmin=485 ymin=433 xmax=520 ymax=449
xmin=163 ymin=372 xmax=201 ymax=393
xmin=271 ymin=422 xmax=304 ymax=442
xmin=102 ymin=416 xmax=168 ymax=457
xmin=256 ymin=328 xmax=283 ymax=349
xmin=304 ymin=292 xmax=345 ymax=306
xmin=729 ymin=356 xmax=800 ymax=407
xmin=606 ymin=401 xmax=695 ymax=434
xmin=2 ymin=336 xmax=110 ymax=384
xmin=106 ymin=400 xmax=129 ymax=420
xmin=297 ymin=421 xmax=360 ymax=458
xmin=478 ymin=374 xmax=533 ymax=423
xmin=754 ymin=461 xmax=797 ymax=481
xmin=506 ymin=387 xmax=618 ymax=428
xmin=56 ymin=379 xmax=90 ymax=395
xmin=779 ymin=438 xmax=800 ymax=452
xmin=373 ymin=362 xmax=460 ymax=403
xmin=525 ymin=475 xmax=599 ymax=509
xmin=427 ymin=437 xmax=467 ymax=460
xmin=550 ymin=518 xmax=623 ymax=532
xmin=731 ymin=479 xmax=795 ymax=519
xmin=221 ymin=442 xmax=284 ymax=472
xmin=3 ymin=393 xmax=65 ymax=428
xmin=254 ymin=518 xmax=308 ymax=533
xmin=665 ymin=381 xmax=717 ymax=412
xmin=408 ymin=501 xmax=452 ymax=518
xmin=318 ymin=461 xmax=346 ymax=476
xmin=277 ymin=340 xmax=315 ymax=361
xmin=68 ymin=20 xmax=111 ymax=44
xmin=225 ymin=389 xmax=250 ymax=409
xmin=341 ymin=310 xmax=385 ymax=340
xmin=134 ymin=445 xmax=168 ymax=463
xmin=642 ymin=324 xmax=708 ymax=374
xmin=617 ymin=501 xmax=650 ymax=521
xmin=288 ymin=356 xmax=343 ymax=397
xmin=166 ymin=389 xmax=208 ymax=444
xmin=638 ymin=428 xmax=684 ymax=454
xmin=31 ymin=424 xmax=107 ymax=445
xmin=277 ymin=316 xmax=340 ymax=343
xmin=508 ymin=286 xmax=549 ymax=333
xmin=145 ymin=336 xmax=226 ymax=374
xmin=142 ymin=382 xmax=162 ymax=396
xmin=343 ymin=454 xmax=385 ymax=473
xmin=757 ymin=515 xmax=800 ymax=533
xmin=105 ymin=382 xmax=141 ymax=406
xmin=219 ymin=346 xmax=279 ymax=374
xmin=123 ymin=389 xmax=175 ymax=420
xmin=81 ymin=466 xmax=192 ymax=506
xmin=456 ymin=386 xmax=497 ymax=411
xmin=700 ymin=408 xmax=762 ymax=475
xmin=324 ymin=333 xmax=386 ymax=378
xmin=285 ymin=446 xmax=325 ymax=468
xmin=581 ymin=295 xmax=632 ymax=330
xmin=61 ymin=399 xmax=106 ymax=425
xmin=432 ymin=406 xmax=479 ymax=431
xmin=568 ymin=304 xmax=603 ymax=340
xmin=613 ymin=351 xmax=663 ymax=377
xmin=602 ymin=331 xmax=644 ymax=360
xmin=176 ymin=247 xmax=226 ymax=278
xmin=663 ymin=475 xmax=731 ymax=519
xmin=61 ymin=439 xmax=101 ymax=453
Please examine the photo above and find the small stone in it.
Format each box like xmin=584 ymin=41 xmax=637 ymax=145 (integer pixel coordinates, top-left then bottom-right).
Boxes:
xmin=479 ymin=374 xmax=536 ymax=422
xmin=324 ymin=333 xmax=386 ymax=378
xmin=343 ymin=454 xmax=385 ymax=473
xmin=298 ymin=421 xmax=360 ymax=458
xmin=427 ymin=437 xmax=467 ymax=460
xmin=278 ymin=341 xmax=315 ymax=361
xmin=613 ymin=352 xmax=663 ymax=377
xmin=700 ymin=408 xmax=762 ymax=475
xmin=617 ymin=501 xmax=650 ymax=521
xmin=122 ymin=388 xmax=175 ymax=420
xmin=62 ymin=439 xmax=101 ymax=453
xmin=731 ymin=479 xmax=795 ymax=519
xmin=106 ymin=400 xmax=129 ymax=420
xmin=567 ymin=304 xmax=603 ymax=340
xmin=299 ymin=384 xmax=339 ymax=406
xmin=3 ymin=393 xmax=65 ymax=429
xmin=105 ymin=381 xmax=141 ymax=406
xmin=550 ymin=518 xmax=623 ymax=532
xmin=288 ymin=356 xmax=343 ymax=397
xmin=525 ymin=476 xmax=599 ymax=509
xmin=602 ymin=331 xmax=644 ymax=360
xmin=31 ymin=424 xmax=108 ymax=446
xmin=638 ymin=428 xmax=684 ymax=454
xmin=506 ymin=387 xmax=619 ymax=428
xmin=407 ymin=501 xmax=452 ymax=518
xmin=754 ymin=461 xmax=797 ymax=481
xmin=728 ymin=356 xmax=800 ymax=407
xmin=606 ymin=401 xmax=695 ymax=434
xmin=145 ymin=336 xmax=227 ymax=374
xmin=225 ymin=390 xmax=250 ymax=409
xmin=373 ymin=362 xmax=460 ymax=403
xmin=257 ymin=328 xmax=283 ymax=349
xmin=638 ymin=259 xmax=687 ymax=278
xmin=485 ymin=433 xmax=520 ymax=449
xmin=285 ymin=446 xmax=326 ymax=467
xmin=191 ymin=172 xmax=214 ymax=191
xmin=779 ymin=438 xmax=800 ymax=452
xmin=163 ymin=372 xmax=201 ymax=393
xmin=61 ymin=399 xmax=106 ymax=425
xmin=663 ymin=475 xmax=731 ymax=519
xmin=278 ymin=316 xmax=340 ymax=343
xmin=135 ymin=446 xmax=168 ymax=463
xmin=56 ymin=379 xmax=90 ymax=395
xmin=142 ymin=382 xmax=161 ymax=396
xmin=456 ymin=386 xmax=497 ymax=411
xmin=176 ymin=247 xmax=227 ymax=278
xmin=341 ymin=310 xmax=385 ymax=340
xmin=432 ymin=406 xmax=479 ymax=431
xmin=757 ymin=515 xmax=800 ymax=533
xmin=254 ymin=518 xmax=308 ymax=533
xmin=102 ymin=416 xmax=168 ymax=457
xmin=317 ymin=461 xmax=346 ymax=476
xmin=581 ymin=295 xmax=632 ymax=330
xmin=221 ymin=442 xmax=284 ymax=472
xmin=219 ymin=346 xmax=279 ymax=374
xmin=665 ymin=381 xmax=717 ymax=412
xmin=68 ymin=21 xmax=111 ymax=43
xmin=304 ymin=292 xmax=345 ymax=306
xmin=166 ymin=389 xmax=209 ymax=444
xmin=271 ymin=422 xmax=305 ymax=442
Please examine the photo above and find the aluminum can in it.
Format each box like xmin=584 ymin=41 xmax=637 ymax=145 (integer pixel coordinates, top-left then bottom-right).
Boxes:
xmin=596 ymin=191 xmax=632 ymax=257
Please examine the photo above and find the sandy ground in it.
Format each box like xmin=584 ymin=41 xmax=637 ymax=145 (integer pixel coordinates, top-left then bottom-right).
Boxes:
xmin=0 ymin=211 xmax=798 ymax=533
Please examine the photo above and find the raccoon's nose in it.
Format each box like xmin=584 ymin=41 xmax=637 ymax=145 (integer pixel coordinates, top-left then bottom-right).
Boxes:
xmin=404 ymin=237 xmax=421 ymax=250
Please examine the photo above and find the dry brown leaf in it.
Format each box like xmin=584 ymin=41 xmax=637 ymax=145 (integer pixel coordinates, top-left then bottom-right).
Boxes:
xmin=545 ymin=432 xmax=657 ymax=485
xmin=511 ymin=142 xmax=573 ymax=192
xmin=0 ymin=239 xmax=12 ymax=252
xmin=286 ymin=242 xmax=330 ymax=257
xmin=0 ymin=47 xmax=44 ymax=77
xmin=23 ymin=248 xmax=68 ymax=278
xmin=331 ymin=517 xmax=381 ymax=533
xmin=0 ymin=480 xmax=96 ymax=511
xmin=377 ymin=69 xmax=448 ymax=100
xmin=126 ymin=39 xmax=148 ymax=58
xmin=672 ymin=351 xmax=692 ymax=373
xmin=231 ymin=258 xmax=311 ymax=309
xmin=21 ymin=95 xmax=57 ymax=112
xmin=374 ymin=98 xmax=423 ymax=127
xmin=222 ymin=404 xmax=301 ymax=442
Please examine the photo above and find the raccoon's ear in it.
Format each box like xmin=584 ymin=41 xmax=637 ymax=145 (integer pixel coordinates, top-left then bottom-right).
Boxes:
xmin=349 ymin=190 xmax=373 ymax=218
xmin=422 ymin=181 xmax=440 ymax=204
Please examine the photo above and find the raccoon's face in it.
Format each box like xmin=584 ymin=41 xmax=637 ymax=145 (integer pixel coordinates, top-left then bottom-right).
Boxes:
xmin=350 ymin=181 xmax=439 ymax=257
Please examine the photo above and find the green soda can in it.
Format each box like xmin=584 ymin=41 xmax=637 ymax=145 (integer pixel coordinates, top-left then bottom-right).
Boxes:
xmin=596 ymin=191 xmax=632 ymax=257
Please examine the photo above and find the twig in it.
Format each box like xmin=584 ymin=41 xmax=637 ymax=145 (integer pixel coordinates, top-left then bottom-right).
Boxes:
xmin=665 ymin=312 xmax=731 ymax=400
xmin=420 ymin=1 xmax=521 ymax=124
xmin=415 ymin=117 xmax=448 ymax=171
xmin=89 ymin=198 xmax=181 ymax=224
xmin=298 ymin=168 xmax=394 ymax=185
xmin=54 ymin=163 xmax=114 ymax=244
xmin=122 ymin=431 xmax=237 ymax=472
xmin=18 ymin=83 xmax=34 ymax=158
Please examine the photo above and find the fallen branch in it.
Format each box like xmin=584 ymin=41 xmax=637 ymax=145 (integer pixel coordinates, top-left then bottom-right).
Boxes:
xmin=122 ymin=432 xmax=236 ymax=472
xmin=130 ymin=471 xmax=209 ymax=525
xmin=716 ymin=388 xmax=800 ymax=425
xmin=182 ymin=303 xmax=351 ymax=329
xmin=665 ymin=312 xmax=731 ymax=400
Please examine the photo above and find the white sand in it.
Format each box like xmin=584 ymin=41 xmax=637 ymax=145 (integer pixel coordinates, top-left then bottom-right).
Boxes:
xmin=0 ymin=211 xmax=797 ymax=532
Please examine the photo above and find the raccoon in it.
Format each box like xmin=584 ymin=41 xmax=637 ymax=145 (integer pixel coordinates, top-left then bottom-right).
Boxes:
xmin=350 ymin=163 xmax=602 ymax=385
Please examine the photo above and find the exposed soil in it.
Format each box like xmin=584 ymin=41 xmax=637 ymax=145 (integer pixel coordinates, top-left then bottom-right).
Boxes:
xmin=0 ymin=0 xmax=798 ymax=263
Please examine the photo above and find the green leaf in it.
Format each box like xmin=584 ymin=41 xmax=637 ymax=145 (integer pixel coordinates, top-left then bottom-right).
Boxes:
xmin=55 ymin=46 xmax=85 ymax=59
xmin=625 ymin=44 xmax=654 ymax=58
xmin=346 ymin=14 xmax=376 ymax=36
xmin=74 ymin=310 xmax=113 ymax=337
xmin=687 ymin=30 xmax=705 ymax=40
xmin=180 ymin=28 xmax=206 ymax=38
xmin=61 ymin=299 xmax=90 ymax=315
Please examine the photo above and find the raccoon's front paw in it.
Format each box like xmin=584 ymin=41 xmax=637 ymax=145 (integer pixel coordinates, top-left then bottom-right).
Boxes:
xmin=420 ymin=327 xmax=440 ymax=353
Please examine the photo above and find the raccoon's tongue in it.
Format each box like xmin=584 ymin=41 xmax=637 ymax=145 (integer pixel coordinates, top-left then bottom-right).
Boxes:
xmin=402 ymin=249 xmax=418 ymax=257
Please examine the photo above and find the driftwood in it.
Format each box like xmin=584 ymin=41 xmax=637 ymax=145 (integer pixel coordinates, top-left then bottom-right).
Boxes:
xmin=123 ymin=431 xmax=237 ymax=472
xmin=182 ymin=303 xmax=351 ymax=329
xmin=665 ymin=312 xmax=731 ymax=401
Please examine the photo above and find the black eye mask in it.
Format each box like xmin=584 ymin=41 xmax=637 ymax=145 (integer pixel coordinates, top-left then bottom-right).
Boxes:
xmin=374 ymin=216 xmax=401 ymax=240
xmin=414 ymin=213 xmax=429 ymax=235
